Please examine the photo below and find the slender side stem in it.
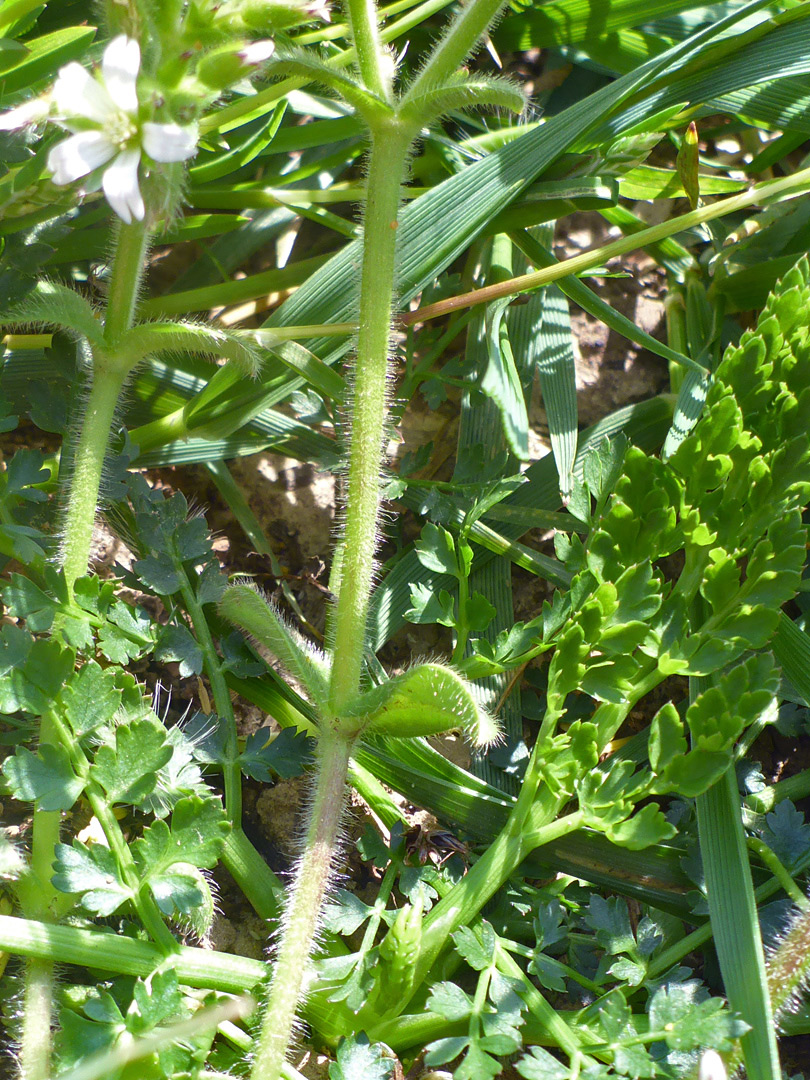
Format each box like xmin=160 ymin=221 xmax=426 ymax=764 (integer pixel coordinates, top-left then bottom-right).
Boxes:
xmin=405 ymin=165 xmax=810 ymax=324
xmin=179 ymin=577 xmax=242 ymax=822
xmin=179 ymin=573 xmax=290 ymax=922
xmin=345 ymin=0 xmax=391 ymax=100
xmin=326 ymin=123 xmax=411 ymax=714
xmin=405 ymin=0 xmax=506 ymax=93
xmin=409 ymin=808 xmax=581 ymax=999
xmin=85 ymin=787 xmax=180 ymax=954
xmin=250 ymin=734 xmax=354 ymax=1080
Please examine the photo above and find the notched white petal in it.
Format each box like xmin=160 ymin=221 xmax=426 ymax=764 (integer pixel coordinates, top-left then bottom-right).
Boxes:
xmin=48 ymin=131 xmax=116 ymax=185
xmin=53 ymin=62 xmax=114 ymax=124
xmin=102 ymin=148 xmax=144 ymax=223
xmin=142 ymin=121 xmax=198 ymax=163
xmin=102 ymin=35 xmax=140 ymax=114
xmin=240 ymin=41 xmax=275 ymax=65
xmin=0 ymin=97 xmax=50 ymax=131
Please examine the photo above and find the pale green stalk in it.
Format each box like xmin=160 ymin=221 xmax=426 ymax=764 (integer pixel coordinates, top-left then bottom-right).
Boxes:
xmin=19 ymin=961 xmax=52 ymax=1080
xmin=345 ymin=0 xmax=391 ymax=99
xmin=408 ymin=165 xmax=810 ymax=323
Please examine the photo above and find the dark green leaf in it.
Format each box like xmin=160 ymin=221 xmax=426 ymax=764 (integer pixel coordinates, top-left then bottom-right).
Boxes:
xmin=52 ymin=841 xmax=132 ymax=915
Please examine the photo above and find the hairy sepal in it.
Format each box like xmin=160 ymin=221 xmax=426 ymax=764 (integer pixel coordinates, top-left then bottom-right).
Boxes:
xmin=344 ymin=662 xmax=500 ymax=747
xmin=219 ymin=584 xmax=330 ymax=710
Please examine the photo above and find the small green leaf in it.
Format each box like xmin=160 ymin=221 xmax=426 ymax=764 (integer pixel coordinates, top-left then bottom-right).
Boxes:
xmin=759 ymin=800 xmax=810 ymax=870
xmin=90 ymin=718 xmax=173 ymax=806
xmin=453 ymin=922 xmax=496 ymax=971
xmin=238 ymin=726 xmax=314 ymax=782
xmin=323 ymin=889 xmax=375 ymax=935
xmin=516 ymin=1045 xmax=571 ymax=1080
xmin=466 ymin=592 xmax=497 ymax=632
xmin=426 ymin=982 xmax=473 ymax=1022
xmin=59 ymin=662 xmax=122 ymax=738
xmin=52 ymin=841 xmax=133 ymax=915
xmin=584 ymin=896 xmax=636 ymax=956
xmin=134 ymin=795 xmax=230 ymax=884
xmin=328 ymin=1033 xmax=395 ymax=1080
xmin=405 ymin=582 xmax=456 ymax=626
xmin=3 ymin=744 xmax=85 ymax=811
xmin=606 ymin=803 xmax=676 ymax=850
xmin=414 ymin=522 xmax=458 ymax=576
xmin=648 ymin=982 xmax=746 ymax=1051
xmin=155 ymin=624 xmax=204 ymax=678
xmin=134 ymin=554 xmax=182 ymax=595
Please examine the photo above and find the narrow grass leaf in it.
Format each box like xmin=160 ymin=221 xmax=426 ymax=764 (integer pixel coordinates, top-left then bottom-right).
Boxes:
xmin=773 ymin=614 xmax=810 ymax=708
xmin=696 ymin=765 xmax=779 ymax=1080
xmin=661 ymin=365 xmax=711 ymax=461
xmin=534 ymin=284 xmax=578 ymax=502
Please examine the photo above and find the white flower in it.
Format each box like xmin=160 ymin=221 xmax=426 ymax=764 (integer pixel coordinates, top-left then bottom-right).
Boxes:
xmin=44 ymin=35 xmax=198 ymax=223
xmin=698 ymin=1050 xmax=727 ymax=1080
xmin=0 ymin=95 xmax=51 ymax=131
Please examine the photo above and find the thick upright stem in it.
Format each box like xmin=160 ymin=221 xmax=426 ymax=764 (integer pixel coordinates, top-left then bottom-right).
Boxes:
xmin=326 ymin=124 xmax=411 ymax=714
xmin=250 ymin=734 xmax=353 ymax=1080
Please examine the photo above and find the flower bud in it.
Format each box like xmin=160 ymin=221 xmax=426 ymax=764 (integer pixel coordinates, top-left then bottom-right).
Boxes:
xmin=196 ymin=39 xmax=275 ymax=90
xmin=240 ymin=0 xmax=330 ymax=31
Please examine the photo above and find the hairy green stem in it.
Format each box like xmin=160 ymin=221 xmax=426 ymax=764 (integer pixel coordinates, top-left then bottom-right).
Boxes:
xmin=60 ymin=357 xmax=130 ymax=592
xmin=403 ymin=0 xmax=507 ymax=97
xmin=19 ymin=960 xmax=53 ymax=1080
xmin=250 ymin=734 xmax=354 ymax=1080
xmin=344 ymin=0 xmax=391 ymax=100
xmin=103 ymin=222 xmax=151 ymax=346
xmin=60 ymin=220 xmax=150 ymax=591
xmin=16 ymin=713 xmax=65 ymax=1080
xmin=326 ymin=122 xmax=411 ymax=713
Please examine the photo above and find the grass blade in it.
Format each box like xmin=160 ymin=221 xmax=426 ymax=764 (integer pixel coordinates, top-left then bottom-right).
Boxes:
xmin=696 ymin=763 xmax=780 ymax=1080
